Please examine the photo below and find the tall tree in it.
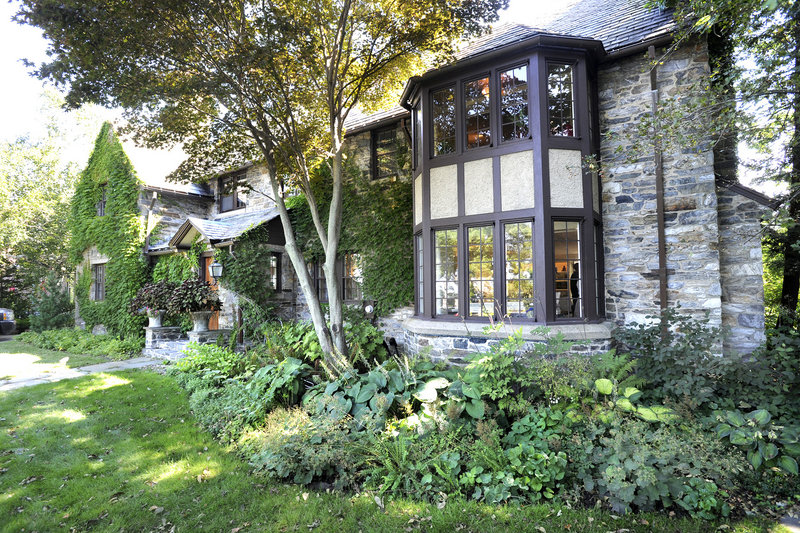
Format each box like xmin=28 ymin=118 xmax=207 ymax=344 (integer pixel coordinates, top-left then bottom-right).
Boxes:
xmin=663 ymin=0 xmax=800 ymax=328
xmin=17 ymin=0 xmax=507 ymax=372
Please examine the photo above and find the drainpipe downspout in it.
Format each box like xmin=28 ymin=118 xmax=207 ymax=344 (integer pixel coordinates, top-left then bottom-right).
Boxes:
xmin=649 ymin=46 xmax=669 ymax=315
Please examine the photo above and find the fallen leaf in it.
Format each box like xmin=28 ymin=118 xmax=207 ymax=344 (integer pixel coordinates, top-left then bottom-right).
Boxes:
xmin=374 ymin=496 xmax=384 ymax=511
xmin=150 ymin=505 xmax=164 ymax=514
xmin=302 ymin=492 xmax=309 ymax=501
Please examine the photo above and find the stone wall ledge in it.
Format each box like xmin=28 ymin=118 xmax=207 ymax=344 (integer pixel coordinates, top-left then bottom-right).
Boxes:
xmin=403 ymin=318 xmax=613 ymax=341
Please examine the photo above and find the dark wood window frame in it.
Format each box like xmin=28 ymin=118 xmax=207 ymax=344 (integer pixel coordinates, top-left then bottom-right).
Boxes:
xmin=219 ymin=173 xmax=246 ymax=213
xmin=371 ymin=125 xmax=399 ymax=181
xmin=91 ymin=263 xmax=106 ymax=301
xmin=310 ymin=253 xmax=364 ymax=304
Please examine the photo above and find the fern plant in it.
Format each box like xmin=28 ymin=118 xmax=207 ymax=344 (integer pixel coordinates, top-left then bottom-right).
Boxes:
xmin=591 ymin=349 xmax=646 ymax=392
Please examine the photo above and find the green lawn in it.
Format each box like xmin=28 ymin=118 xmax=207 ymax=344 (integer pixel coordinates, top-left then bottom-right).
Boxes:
xmin=0 ymin=370 xmax=789 ymax=532
xmin=0 ymin=339 xmax=110 ymax=381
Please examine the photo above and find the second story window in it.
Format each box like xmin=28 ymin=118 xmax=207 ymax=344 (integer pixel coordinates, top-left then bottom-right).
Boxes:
xmin=548 ymin=64 xmax=575 ymax=137
xmin=220 ymin=174 xmax=246 ymax=213
xmin=372 ymin=126 xmax=398 ymax=180
xmin=431 ymin=86 xmax=456 ymax=156
xmin=500 ymin=65 xmax=529 ymax=141
xmin=96 ymin=185 xmax=106 ymax=216
xmin=464 ymin=76 xmax=491 ymax=149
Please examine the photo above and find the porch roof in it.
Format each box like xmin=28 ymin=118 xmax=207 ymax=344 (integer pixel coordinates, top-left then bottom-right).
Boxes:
xmin=167 ymin=208 xmax=281 ymax=249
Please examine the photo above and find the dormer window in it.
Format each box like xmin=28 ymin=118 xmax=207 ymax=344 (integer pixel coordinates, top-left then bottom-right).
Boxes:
xmin=547 ymin=63 xmax=576 ymax=137
xmin=96 ymin=185 xmax=106 ymax=216
xmin=464 ymin=76 xmax=491 ymax=149
xmin=431 ymin=86 xmax=456 ymax=156
xmin=220 ymin=174 xmax=246 ymax=213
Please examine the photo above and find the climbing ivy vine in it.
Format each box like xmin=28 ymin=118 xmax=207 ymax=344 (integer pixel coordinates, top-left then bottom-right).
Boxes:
xmin=152 ymin=236 xmax=205 ymax=283
xmin=69 ymin=123 xmax=147 ymax=337
xmin=288 ymin=159 xmax=413 ymax=316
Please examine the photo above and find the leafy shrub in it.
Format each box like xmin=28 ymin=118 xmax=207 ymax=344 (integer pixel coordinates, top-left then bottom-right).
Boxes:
xmin=30 ymin=276 xmax=73 ymax=331
xmin=245 ymin=407 xmax=363 ymax=489
xmin=167 ymin=278 xmax=221 ymax=314
xmin=675 ymin=478 xmax=730 ymax=519
xmin=613 ymin=309 xmax=732 ymax=409
xmin=128 ymin=280 xmax=176 ymax=314
xmin=19 ymin=328 xmax=143 ymax=359
xmin=176 ymin=342 xmax=254 ymax=378
xmin=714 ymin=408 xmax=800 ymax=474
xmin=572 ymin=416 xmax=746 ymax=514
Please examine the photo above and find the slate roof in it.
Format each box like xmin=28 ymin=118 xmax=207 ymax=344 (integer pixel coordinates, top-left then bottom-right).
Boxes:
xmin=457 ymin=0 xmax=675 ymax=62
xmin=166 ymin=208 xmax=280 ymax=249
xmin=344 ymin=106 xmax=409 ymax=135
xmin=143 ymin=182 xmax=213 ymax=197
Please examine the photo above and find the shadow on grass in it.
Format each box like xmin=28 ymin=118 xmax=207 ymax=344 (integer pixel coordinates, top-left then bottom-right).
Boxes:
xmin=0 ymin=370 xmax=784 ymax=533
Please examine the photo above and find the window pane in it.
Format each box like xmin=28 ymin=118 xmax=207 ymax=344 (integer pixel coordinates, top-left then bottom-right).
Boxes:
xmin=434 ymin=229 xmax=458 ymax=315
xmin=553 ymin=221 xmax=581 ymax=318
xmin=270 ymin=253 xmax=281 ymax=292
xmin=413 ymin=105 xmax=422 ymax=169
xmin=374 ymin=127 xmax=398 ymax=180
xmin=468 ymin=226 xmax=494 ymax=317
xmin=548 ymin=64 xmax=575 ymax=137
xmin=415 ymin=234 xmax=424 ymax=314
xmin=431 ymin=87 xmax=456 ymax=156
xmin=464 ymin=77 xmax=491 ymax=149
xmin=500 ymin=66 xmax=529 ymax=141
xmin=343 ymin=254 xmax=363 ymax=301
xmin=504 ymin=222 xmax=534 ymax=318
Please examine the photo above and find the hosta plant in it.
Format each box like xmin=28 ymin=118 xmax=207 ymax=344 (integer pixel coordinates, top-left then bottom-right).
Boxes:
xmin=714 ymin=408 xmax=800 ymax=474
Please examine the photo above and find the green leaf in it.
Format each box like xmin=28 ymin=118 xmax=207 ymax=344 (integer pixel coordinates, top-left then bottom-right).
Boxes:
xmin=762 ymin=443 xmax=779 ymax=461
xmin=778 ymin=456 xmax=799 ymax=475
xmin=725 ymin=410 xmax=746 ymax=427
xmin=615 ymin=398 xmax=635 ymax=412
xmin=356 ymin=382 xmax=377 ymax=404
xmin=595 ymin=378 xmax=614 ymax=395
xmin=747 ymin=409 xmax=771 ymax=426
xmin=465 ymin=399 xmax=484 ymax=419
xmin=461 ymin=383 xmax=481 ymax=400
xmin=324 ymin=381 xmax=339 ymax=396
xmin=622 ymin=387 xmax=642 ymax=402
xmin=729 ymin=429 xmax=753 ymax=446
xmin=747 ymin=449 xmax=763 ymax=470
xmin=428 ymin=377 xmax=450 ymax=389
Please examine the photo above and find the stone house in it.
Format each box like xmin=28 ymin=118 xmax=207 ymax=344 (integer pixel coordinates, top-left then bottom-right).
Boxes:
xmin=79 ymin=0 xmax=774 ymax=358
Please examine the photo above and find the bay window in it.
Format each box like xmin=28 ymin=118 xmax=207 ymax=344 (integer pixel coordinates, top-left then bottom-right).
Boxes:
xmin=468 ymin=226 xmax=494 ymax=317
xmin=434 ymin=229 xmax=459 ymax=316
xmin=500 ymin=66 xmax=529 ymax=142
xmin=431 ymin=87 xmax=456 ymax=156
xmin=464 ymin=76 xmax=491 ymax=149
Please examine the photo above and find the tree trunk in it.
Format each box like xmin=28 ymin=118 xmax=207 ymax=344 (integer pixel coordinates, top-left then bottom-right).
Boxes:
xmin=777 ymin=12 xmax=800 ymax=329
xmin=325 ymin=145 xmax=348 ymax=362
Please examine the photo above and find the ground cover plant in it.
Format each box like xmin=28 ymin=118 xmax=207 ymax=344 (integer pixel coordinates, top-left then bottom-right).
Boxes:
xmin=0 ymin=367 xmax=785 ymax=532
xmin=167 ymin=310 xmax=800 ymax=524
xmin=18 ymin=328 xmax=143 ymax=360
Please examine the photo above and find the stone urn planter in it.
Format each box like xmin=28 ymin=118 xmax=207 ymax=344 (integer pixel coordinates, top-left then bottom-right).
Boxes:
xmin=147 ymin=310 xmax=165 ymax=328
xmin=190 ymin=310 xmax=213 ymax=332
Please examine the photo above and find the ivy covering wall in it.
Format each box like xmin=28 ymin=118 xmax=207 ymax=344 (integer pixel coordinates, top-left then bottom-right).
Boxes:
xmin=288 ymin=162 xmax=413 ymax=315
xmin=152 ymin=237 xmax=204 ymax=283
xmin=70 ymin=123 xmax=147 ymax=337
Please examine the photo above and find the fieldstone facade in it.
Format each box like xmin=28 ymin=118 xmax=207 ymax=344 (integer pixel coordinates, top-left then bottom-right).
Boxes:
xmin=599 ymin=42 xmax=726 ymax=332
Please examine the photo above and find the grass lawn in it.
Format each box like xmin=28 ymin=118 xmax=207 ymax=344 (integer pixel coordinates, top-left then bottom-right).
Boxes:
xmin=0 ymin=339 xmax=111 ymax=381
xmin=0 ymin=370 xmax=789 ymax=532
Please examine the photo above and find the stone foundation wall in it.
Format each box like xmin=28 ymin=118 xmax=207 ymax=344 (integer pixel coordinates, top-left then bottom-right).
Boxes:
xmin=717 ymin=187 xmax=768 ymax=353
xmin=599 ymin=40 xmax=724 ymax=339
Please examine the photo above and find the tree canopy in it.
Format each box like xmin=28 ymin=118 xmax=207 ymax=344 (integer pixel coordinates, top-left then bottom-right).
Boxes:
xmin=18 ymin=0 xmax=508 ymax=369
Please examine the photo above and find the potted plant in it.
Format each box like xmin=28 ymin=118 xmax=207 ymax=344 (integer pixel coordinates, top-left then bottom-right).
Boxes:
xmin=167 ymin=278 xmax=221 ymax=332
xmin=130 ymin=280 xmax=177 ymax=327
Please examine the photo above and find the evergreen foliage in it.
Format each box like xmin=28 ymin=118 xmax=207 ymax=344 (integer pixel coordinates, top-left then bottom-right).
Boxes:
xmin=69 ymin=123 xmax=147 ymax=337
xmin=30 ymin=275 xmax=73 ymax=331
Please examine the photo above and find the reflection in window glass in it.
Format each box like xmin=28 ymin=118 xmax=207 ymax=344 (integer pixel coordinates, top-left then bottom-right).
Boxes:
xmin=415 ymin=234 xmax=424 ymax=314
xmin=464 ymin=77 xmax=491 ymax=149
xmin=500 ymin=66 xmax=529 ymax=141
xmin=413 ymin=104 xmax=422 ymax=169
xmin=373 ymin=127 xmax=397 ymax=180
xmin=431 ymin=87 xmax=456 ymax=156
xmin=434 ymin=229 xmax=459 ymax=315
xmin=468 ymin=226 xmax=494 ymax=317
xmin=309 ymin=262 xmax=328 ymax=303
xmin=270 ymin=252 xmax=281 ymax=292
xmin=343 ymin=254 xmax=363 ymax=301
xmin=505 ymin=222 xmax=534 ymax=318
xmin=553 ymin=221 xmax=581 ymax=318
xmin=92 ymin=263 xmax=106 ymax=301
xmin=548 ymin=64 xmax=575 ymax=137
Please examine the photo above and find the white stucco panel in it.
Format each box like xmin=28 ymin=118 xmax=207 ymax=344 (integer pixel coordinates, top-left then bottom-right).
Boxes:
xmin=549 ymin=149 xmax=584 ymax=208
xmin=464 ymin=158 xmax=494 ymax=215
xmin=429 ymin=164 xmax=458 ymax=219
xmin=414 ymin=176 xmax=422 ymax=225
xmin=500 ymin=150 xmax=534 ymax=212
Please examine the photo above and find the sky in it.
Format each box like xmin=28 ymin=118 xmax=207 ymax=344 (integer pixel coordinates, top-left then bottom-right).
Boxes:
xmin=0 ymin=0 xmax=772 ymax=193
